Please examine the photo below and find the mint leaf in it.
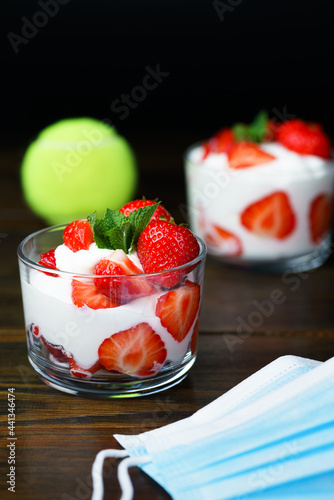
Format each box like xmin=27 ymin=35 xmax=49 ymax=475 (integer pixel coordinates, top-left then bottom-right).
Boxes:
xmin=127 ymin=203 xmax=159 ymax=250
xmin=108 ymin=222 xmax=133 ymax=253
xmin=232 ymin=110 xmax=269 ymax=143
xmin=248 ymin=110 xmax=268 ymax=142
xmin=87 ymin=203 xmax=159 ymax=252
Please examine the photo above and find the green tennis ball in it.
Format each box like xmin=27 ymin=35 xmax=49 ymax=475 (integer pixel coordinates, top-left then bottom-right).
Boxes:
xmin=21 ymin=117 xmax=138 ymax=225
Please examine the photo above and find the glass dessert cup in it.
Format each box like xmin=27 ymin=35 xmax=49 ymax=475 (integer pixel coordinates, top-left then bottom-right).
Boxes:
xmin=17 ymin=225 xmax=206 ymax=398
xmin=184 ymin=143 xmax=334 ymax=273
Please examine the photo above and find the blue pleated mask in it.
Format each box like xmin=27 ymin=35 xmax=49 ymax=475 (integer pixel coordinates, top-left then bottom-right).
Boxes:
xmin=91 ymin=355 xmax=334 ymax=500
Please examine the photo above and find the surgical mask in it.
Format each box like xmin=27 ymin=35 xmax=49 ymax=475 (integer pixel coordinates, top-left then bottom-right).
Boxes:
xmin=91 ymin=355 xmax=334 ymax=500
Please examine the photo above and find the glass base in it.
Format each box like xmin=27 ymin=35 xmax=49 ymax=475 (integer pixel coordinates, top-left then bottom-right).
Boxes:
xmin=208 ymin=237 xmax=332 ymax=273
xmin=28 ymin=353 xmax=195 ymax=398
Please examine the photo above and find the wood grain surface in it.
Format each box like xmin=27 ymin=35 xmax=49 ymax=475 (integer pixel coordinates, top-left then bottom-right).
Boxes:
xmin=1 ymin=143 xmax=334 ymax=500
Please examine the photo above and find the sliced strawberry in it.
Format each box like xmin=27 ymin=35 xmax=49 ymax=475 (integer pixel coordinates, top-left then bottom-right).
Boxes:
xmin=63 ymin=219 xmax=94 ymax=252
xmin=38 ymin=248 xmax=57 ymax=269
xmin=201 ymin=128 xmax=235 ymax=159
xmin=94 ymin=249 xmax=156 ymax=304
xmin=98 ymin=323 xmax=167 ymax=377
xmin=276 ymin=119 xmax=332 ymax=159
xmin=68 ymin=357 xmax=102 ymax=378
xmin=31 ymin=324 xmax=41 ymax=337
xmin=41 ymin=336 xmax=68 ymax=363
xmin=119 ymin=199 xmax=172 ymax=222
xmin=71 ymin=279 xmax=117 ymax=309
xmin=309 ymin=194 xmax=333 ymax=243
xmin=137 ymin=220 xmax=200 ymax=288
xmin=214 ymin=128 xmax=235 ymax=154
xmin=155 ymin=280 xmax=200 ymax=343
xmin=241 ymin=191 xmax=296 ymax=240
xmin=205 ymin=224 xmax=242 ymax=257
xmin=38 ymin=248 xmax=59 ymax=277
xmin=228 ymin=141 xmax=275 ymax=169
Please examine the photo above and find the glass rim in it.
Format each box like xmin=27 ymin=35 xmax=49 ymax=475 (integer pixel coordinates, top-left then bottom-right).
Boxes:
xmin=17 ymin=223 xmax=207 ymax=279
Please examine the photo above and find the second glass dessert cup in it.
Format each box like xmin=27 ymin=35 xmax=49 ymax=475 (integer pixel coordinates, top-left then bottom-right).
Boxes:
xmin=184 ymin=143 xmax=334 ymax=273
xmin=18 ymin=225 xmax=206 ymax=398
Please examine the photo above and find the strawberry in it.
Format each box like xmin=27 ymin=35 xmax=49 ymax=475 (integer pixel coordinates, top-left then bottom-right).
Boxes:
xmin=71 ymin=279 xmax=117 ymax=309
xmin=41 ymin=336 xmax=68 ymax=363
xmin=119 ymin=199 xmax=172 ymax=222
xmin=276 ymin=119 xmax=332 ymax=159
xmin=228 ymin=141 xmax=275 ymax=169
xmin=68 ymin=357 xmax=102 ymax=378
xmin=38 ymin=248 xmax=57 ymax=269
xmin=309 ymin=194 xmax=333 ymax=243
xmin=155 ymin=280 xmax=200 ymax=343
xmin=137 ymin=220 xmax=200 ymax=288
xmin=98 ymin=322 xmax=167 ymax=377
xmin=63 ymin=219 xmax=94 ymax=252
xmin=241 ymin=191 xmax=296 ymax=240
xmin=204 ymin=224 xmax=242 ymax=257
xmin=202 ymin=128 xmax=235 ymax=159
xmin=94 ymin=249 xmax=156 ymax=304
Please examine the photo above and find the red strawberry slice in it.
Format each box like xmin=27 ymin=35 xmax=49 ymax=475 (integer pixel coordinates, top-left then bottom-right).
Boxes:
xmin=202 ymin=128 xmax=235 ymax=160
xmin=38 ymin=248 xmax=59 ymax=277
xmin=98 ymin=323 xmax=167 ymax=377
xmin=228 ymin=141 xmax=275 ymax=169
xmin=72 ymin=279 xmax=118 ymax=309
xmin=241 ymin=191 xmax=296 ymax=239
xmin=38 ymin=248 xmax=57 ymax=269
xmin=119 ymin=199 xmax=172 ymax=222
xmin=41 ymin=336 xmax=68 ymax=363
xmin=94 ymin=249 xmax=156 ymax=304
xmin=309 ymin=194 xmax=333 ymax=243
xmin=205 ymin=224 xmax=242 ymax=257
xmin=155 ymin=280 xmax=200 ymax=343
xmin=68 ymin=357 xmax=102 ymax=378
xmin=137 ymin=220 xmax=200 ymax=288
xmin=276 ymin=119 xmax=332 ymax=159
xmin=63 ymin=219 xmax=94 ymax=252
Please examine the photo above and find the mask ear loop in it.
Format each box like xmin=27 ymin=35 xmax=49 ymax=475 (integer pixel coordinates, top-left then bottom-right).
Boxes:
xmin=91 ymin=449 xmax=151 ymax=500
xmin=118 ymin=455 xmax=151 ymax=500
xmin=91 ymin=449 xmax=129 ymax=500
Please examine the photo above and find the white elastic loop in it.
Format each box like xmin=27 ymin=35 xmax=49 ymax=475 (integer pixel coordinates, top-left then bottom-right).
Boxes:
xmin=118 ymin=456 xmax=151 ymax=500
xmin=91 ymin=449 xmax=129 ymax=500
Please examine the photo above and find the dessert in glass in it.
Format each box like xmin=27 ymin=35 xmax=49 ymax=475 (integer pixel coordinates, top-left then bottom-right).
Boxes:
xmin=17 ymin=200 xmax=206 ymax=398
xmin=184 ymin=112 xmax=333 ymax=272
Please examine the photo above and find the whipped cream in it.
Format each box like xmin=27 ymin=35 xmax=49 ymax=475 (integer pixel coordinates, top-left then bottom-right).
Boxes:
xmin=185 ymin=142 xmax=334 ymax=261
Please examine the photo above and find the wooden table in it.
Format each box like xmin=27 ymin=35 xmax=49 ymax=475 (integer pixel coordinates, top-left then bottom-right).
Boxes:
xmin=1 ymin=142 xmax=334 ymax=500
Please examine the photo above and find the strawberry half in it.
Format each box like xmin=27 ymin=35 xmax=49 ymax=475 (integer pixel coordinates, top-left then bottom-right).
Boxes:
xmin=63 ymin=219 xmax=94 ymax=252
xmin=119 ymin=199 xmax=172 ymax=221
xmin=155 ymin=280 xmax=200 ymax=343
xmin=241 ymin=191 xmax=296 ymax=240
xmin=38 ymin=248 xmax=59 ymax=277
xmin=202 ymin=128 xmax=235 ymax=160
xmin=228 ymin=141 xmax=275 ymax=169
xmin=276 ymin=119 xmax=332 ymax=159
xmin=309 ymin=194 xmax=333 ymax=243
xmin=137 ymin=220 xmax=200 ymax=288
xmin=68 ymin=357 xmax=102 ymax=378
xmin=72 ymin=279 xmax=118 ymax=309
xmin=98 ymin=322 xmax=167 ymax=377
xmin=41 ymin=336 xmax=68 ymax=363
xmin=94 ymin=249 xmax=156 ymax=304
xmin=204 ymin=224 xmax=242 ymax=257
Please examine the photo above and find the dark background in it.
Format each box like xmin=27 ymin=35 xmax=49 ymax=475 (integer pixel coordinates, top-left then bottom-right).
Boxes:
xmin=2 ymin=0 xmax=333 ymax=143
xmin=1 ymin=0 xmax=333 ymax=219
